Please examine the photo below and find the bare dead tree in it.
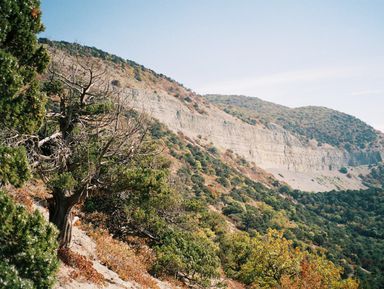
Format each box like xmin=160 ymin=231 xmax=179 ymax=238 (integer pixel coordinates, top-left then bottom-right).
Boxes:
xmin=35 ymin=52 xmax=149 ymax=248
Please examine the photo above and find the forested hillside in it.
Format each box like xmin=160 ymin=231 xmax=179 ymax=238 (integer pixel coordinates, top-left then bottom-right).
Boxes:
xmin=205 ymin=94 xmax=383 ymax=152
xmin=39 ymin=40 xmax=383 ymax=288
xmin=0 ymin=3 xmax=383 ymax=288
xmin=149 ymin=121 xmax=384 ymax=288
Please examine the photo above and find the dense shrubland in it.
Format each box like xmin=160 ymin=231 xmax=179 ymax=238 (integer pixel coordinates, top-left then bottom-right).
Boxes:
xmin=220 ymin=230 xmax=358 ymax=289
xmin=84 ymin=142 xmax=222 ymax=286
xmin=290 ymin=189 xmax=384 ymax=288
xmin=81 ymin=120 xmax=362 ymax=287
xmin=146 ymin=122 xmax=384 ymax=288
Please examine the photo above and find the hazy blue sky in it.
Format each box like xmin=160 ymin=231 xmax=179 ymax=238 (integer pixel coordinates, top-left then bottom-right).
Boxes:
xmin=41 ymin=0 xmax=384 ymax=131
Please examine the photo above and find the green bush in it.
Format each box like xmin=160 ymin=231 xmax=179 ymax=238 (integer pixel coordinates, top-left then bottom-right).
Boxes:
xmin=339 ymin=167 xmax=348 ymax=174
xmin=84 ymin=101 xmax=113 ymax=115
xmin=0 ymin=191 xmax=59 ymax=288
xmin=0 ymin=0 xmax=48 ymax=134
xmin=153 ymin=229 xmax=220 ymax=286
xmin=208 ymin=146 xmax=219 ymax=156
xmin=0 ymin=146 xmax=31 ymax=187
xmin=217 ymin=176 xmax=230 ymax=188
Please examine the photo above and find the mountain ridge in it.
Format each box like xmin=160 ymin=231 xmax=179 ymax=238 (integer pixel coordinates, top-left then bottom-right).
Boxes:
xmin=41 ymin=39 xmax=383 ymax=193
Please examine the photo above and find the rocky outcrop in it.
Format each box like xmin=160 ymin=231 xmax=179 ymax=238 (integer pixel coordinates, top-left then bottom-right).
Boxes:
xmin=127 ymin=90 xmax=376 ymax=172
xmin=124 ymin=90 xmax=379 ymax=191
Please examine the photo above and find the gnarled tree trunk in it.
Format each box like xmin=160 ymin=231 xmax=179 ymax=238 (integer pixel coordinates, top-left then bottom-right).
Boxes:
xmin=48 ymin=190 xmax=75 ymax=248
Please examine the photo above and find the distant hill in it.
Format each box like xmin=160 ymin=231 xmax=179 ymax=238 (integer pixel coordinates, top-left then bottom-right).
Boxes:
xmin=205 ymin=94 xmax=383 ymax=152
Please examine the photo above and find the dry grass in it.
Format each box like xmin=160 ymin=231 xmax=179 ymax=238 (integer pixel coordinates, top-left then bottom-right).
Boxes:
xmin=5 ymin=179 xmax=50 ymax=212
xmin=58 ymin=247 xmax=105 ymax=286
xmin=226 ymin=279 xmax=246 ymax=289
xmin=7 ymin=187 xmax=34 ymax=212
xmin=82 ymin=211 xmax=108 ymax=228
xmin=89 ymin=229 xmax=160 ymax=289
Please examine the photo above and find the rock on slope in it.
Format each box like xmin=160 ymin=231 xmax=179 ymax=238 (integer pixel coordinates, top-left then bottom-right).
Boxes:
xmin=44 ymin=40 xmax=383 ymax=192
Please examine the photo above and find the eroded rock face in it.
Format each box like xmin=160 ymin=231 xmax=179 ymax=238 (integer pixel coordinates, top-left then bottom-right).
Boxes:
xmin=128 ymin=90 xmax=378 ymax=171
xmin=125 ymin=90 xmax=380 ymax=191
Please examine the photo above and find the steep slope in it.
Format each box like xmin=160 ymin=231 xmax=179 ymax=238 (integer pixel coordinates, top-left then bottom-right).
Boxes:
xmin=40 ymin=39 xmax=382 ymax=192
xmin=85 ymin=119 xmax=383 ymax=288
xmin=35 ymin=40 xmax=384 ymax=288
xmin=5 ymin=181 xmax=182 ymax=289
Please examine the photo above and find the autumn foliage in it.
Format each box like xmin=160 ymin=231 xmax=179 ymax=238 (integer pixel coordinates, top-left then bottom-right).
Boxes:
xmin=89 ymin=229 xmax=159 ymax=289
xmin=220 ymin=229 xmax=359 ymax=289
xmin=58 ymin=248 xmax=104 ymax=285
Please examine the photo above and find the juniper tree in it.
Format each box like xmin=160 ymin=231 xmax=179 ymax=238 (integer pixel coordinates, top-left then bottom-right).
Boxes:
xmin=36 ymin=51 xmax=148 ymax=248
xmin=0 ymin=0 xmax=49 ymax=186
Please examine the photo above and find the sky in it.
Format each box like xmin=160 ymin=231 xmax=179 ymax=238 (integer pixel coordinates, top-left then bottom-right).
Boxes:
xmin=40 ymin=0 xmax=384 ymax=132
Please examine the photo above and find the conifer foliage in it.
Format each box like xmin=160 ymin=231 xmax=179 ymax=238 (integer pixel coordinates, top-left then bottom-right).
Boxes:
xmin=0 ymin=190 xmax=58 ymax=289
xmin=0 ymin=0 xmax=49 ymax=186
xmin=0 ymin=0 xmax=48 ymax=133
xmin=0 ymin=1 xmax=58 ymax=288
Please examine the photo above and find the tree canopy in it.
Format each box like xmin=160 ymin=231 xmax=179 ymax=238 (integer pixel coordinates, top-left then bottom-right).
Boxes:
xmin=0 ymin=0 xmax=49 ymax=187
xmin=0 ymin=190 xmax=58 ymax=289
